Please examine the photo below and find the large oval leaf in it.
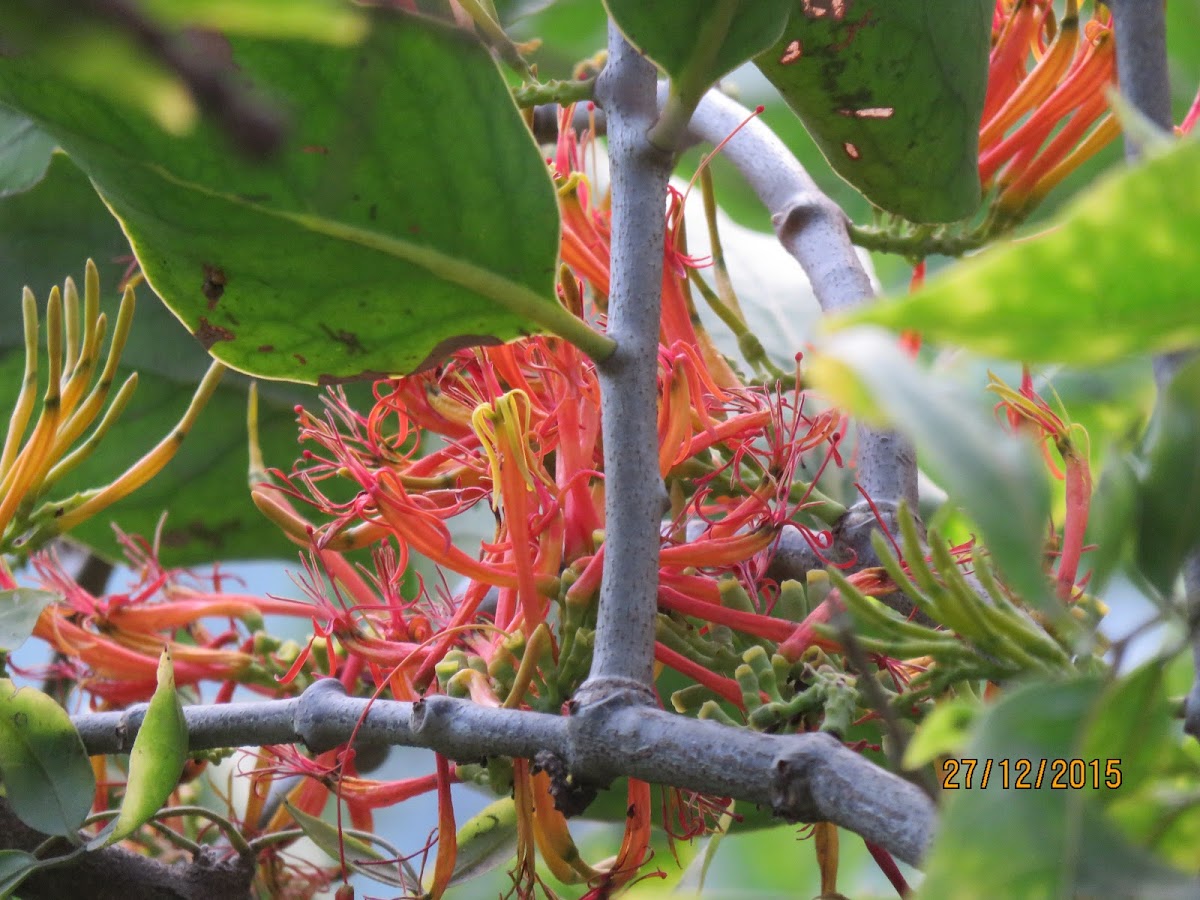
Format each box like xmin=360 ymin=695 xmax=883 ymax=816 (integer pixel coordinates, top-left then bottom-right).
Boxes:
xmin=0 ymin=679 xmax=95 ymax=837
xmin=0 ymin=13 xmax=589 ymax=385
xmin=830 ymin=139 xmax=1200 ymax=363
xmin=755 ymin=0 xmax=990 ymax=223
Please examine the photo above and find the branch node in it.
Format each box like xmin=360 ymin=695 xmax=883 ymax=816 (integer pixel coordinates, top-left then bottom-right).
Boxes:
xmin=769 ymin=734 xmax=834 ymax=822
xmin=532 ymin=749 xmax=598 ymax=817
xmin=771 ymin=193 xmax=838 ymax=238
xmin=294 ymin=677 xmax=349 ymax=753
xmin=571 ymin=677 xmax=657 ymax=712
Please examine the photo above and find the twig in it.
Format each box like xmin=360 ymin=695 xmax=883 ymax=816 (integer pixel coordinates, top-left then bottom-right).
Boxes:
xmin=513 ymin=77 xmax=595 ymax=109
xmin=577 ymin=24 xmax=673 ymax=698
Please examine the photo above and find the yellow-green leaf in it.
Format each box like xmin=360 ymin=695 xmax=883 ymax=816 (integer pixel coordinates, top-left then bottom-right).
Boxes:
xmin=0 ymin=680 xmax=94 ymax=837
xmin=830 ymin=139 xmax=1200 ymax=362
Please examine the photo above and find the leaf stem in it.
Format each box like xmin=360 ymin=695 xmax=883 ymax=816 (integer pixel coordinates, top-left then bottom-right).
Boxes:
xmin=512 ymin=77 xmax=595 ymax=109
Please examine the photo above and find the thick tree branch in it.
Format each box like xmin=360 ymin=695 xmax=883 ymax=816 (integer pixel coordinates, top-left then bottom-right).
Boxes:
xmin=74 ymin=679 xmax=937 ymax=867
xmin=1109 ymin=0 xmax=1200 ymax=737
xmin=0 ymin=797 xmax=254 ymax=900
xmin=579 ymin=25 xmax=672 ymax=696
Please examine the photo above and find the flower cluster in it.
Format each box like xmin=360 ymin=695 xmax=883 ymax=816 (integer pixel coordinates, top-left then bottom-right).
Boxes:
xmin=983 ymin=0 xmax=1118 ymax=219
xmin=242 ymin=106 xmax=856 ymax=895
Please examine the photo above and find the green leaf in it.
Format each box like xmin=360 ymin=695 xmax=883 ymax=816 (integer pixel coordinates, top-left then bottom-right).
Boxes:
xmin=755 ymin=0 xmax=990 ymax=223
xmin=436 ymin=797 xmax=519 ymax=888
xmin=0 ymin=588 xmax=56 ymax=652
xmin=0 ymin=679 xmax=95 ymax=837
xmin=921 ymin=678 xmax=1198 ymax=899
xmin=604 ymin=0 xmax=789 ymax=102
xmin=284 ymin=801 xmax=414 ymax=890
xmin=0 ymin=109 xmax=54 ymax=197
xmin=902 ymin=696 xmax=979 ymax=769
xmin=0 ymin=849 xmax=40 ymax=899
xmin=1084 ymin=451 xmax=1138 ymax=596
xmin=832 ymin=139 xmax=1200 ymax=362
xmin=138 ymin=0 xmax=367 ymax=43
xmin=0 ymin=157 xmax=327 ymax=565
xmin=1134 ymin=355 xmax=1200 ymax=597
xmin=0 ymin=13 xmax=603 ymax=385
xmin=1080 ymin=663 xmax=1172 ymax=805
xmin=92 ymin=648 xmax=188 ymax=848
xmin=811 ymin=328 xmax=1051 ymax=606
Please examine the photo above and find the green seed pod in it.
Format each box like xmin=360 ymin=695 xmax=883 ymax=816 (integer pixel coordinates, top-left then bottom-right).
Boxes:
xmin=91 ymin=648 xmax=187 ymax=849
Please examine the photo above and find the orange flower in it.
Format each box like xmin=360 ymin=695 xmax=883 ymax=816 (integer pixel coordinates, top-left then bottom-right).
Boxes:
xmin=982 ymin=0 xmax=1119 ymax=219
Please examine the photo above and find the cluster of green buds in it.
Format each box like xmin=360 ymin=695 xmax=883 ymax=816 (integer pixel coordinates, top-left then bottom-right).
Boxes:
xmin=832 ymin=512 xmax=1101 ymax=708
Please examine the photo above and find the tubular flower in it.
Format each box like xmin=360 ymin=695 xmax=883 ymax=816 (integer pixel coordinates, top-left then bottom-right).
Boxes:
xmin=982 ymin=0 xmax=1119 ymax=219
xmin=19 ymin=531 xmax=315 ymax=703
xmin=990 ymin=369 xmax=1092 ymax=600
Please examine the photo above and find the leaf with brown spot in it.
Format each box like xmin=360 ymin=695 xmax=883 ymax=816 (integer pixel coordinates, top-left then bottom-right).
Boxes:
xmin=201 ymin=263 xmax=226 ymax=308
xmin=0 ymin=14 xmax=600 ymax=383
xmin=193 ymin=317 xmax=236 ymax=350
xmin=756 ymin=0 xmax=991 ymax=222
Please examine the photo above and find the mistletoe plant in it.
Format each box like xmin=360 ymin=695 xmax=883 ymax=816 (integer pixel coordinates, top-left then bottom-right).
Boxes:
xmin=0 ymin=1 xmax=1198 ymax=898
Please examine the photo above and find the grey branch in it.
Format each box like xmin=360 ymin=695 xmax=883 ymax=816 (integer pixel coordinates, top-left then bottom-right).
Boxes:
xmin=1109 ymin=0 xmax=1173 ymax=161
xmin=74 ymin=679 xmax=937 ymax=867
xmin=680 ymin=88 xmax=921 ymax=582
xmin=580 ymin=25 xmax=673 ymax=696
xmin=1109 ymin=0 xmax=1200 ymax=737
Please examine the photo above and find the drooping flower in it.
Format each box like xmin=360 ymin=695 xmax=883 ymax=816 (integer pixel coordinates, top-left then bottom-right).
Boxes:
xmin=990 ymin=369 xmax=1092 ymax=600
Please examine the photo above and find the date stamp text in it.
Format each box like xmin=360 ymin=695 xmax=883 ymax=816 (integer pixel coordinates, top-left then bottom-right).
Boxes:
xmin=941 ymin=758 xmax=1122 ymax=790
